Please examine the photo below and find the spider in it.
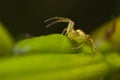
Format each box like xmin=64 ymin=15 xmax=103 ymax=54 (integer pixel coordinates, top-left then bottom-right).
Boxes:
xmin=44 ymin=17 xmax=96 ymax=55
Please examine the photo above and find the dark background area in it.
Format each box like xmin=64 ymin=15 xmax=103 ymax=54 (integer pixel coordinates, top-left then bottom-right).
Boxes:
xmin=0 ymin=0 xmax=119 ymax=39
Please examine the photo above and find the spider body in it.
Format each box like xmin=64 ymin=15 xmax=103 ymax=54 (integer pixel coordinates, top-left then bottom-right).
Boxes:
xmin=45 ymin=17 xmax=96 ymax=54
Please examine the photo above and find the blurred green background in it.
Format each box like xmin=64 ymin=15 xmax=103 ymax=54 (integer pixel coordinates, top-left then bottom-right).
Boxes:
xmin=0 ymin=0 xmax=120 ymax=80
xmin=0 ymin=0 xmax=119 ymax=38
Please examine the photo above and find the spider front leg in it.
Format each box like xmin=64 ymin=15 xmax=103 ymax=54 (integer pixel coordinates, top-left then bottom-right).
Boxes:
xmin=44 ymin=17 xmax=75 ymax=35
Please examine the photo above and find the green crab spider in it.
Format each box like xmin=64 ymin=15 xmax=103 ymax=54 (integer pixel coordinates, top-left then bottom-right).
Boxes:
xmin=45 ymin=17 xmax=96 ymax=54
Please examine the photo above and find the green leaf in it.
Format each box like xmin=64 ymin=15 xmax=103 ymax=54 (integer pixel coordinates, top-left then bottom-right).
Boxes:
xmin=92 ymin=16 xmax=120 ymax=52
xmin=0 ymin=53 xmax=109 ymax=80
xmin=14 ymin=34 xmax=80 ymax=55
xmin=0 ymin=23 xmax=14 ymax=57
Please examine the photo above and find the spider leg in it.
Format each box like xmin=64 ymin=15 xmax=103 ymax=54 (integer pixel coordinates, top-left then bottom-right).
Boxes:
xmin=45 ymin=20 xmax=67 ymax=28
xmin=44 ymin=17 xmax=75 ymax=35
xmin=61 ymin=28 xmax=67 ymax=35
xmin=86 ymin=35 xmax=96 ymax=56
xmin=44 ymin=17 xmax=71 ymax=23
xmin=71 ymin=43 xmax=85 ymax=50
xmin=44 ymin=17 xmax=74 ymax=27
xmin=44 ymin=17 xmax=58 ymax=22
